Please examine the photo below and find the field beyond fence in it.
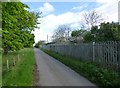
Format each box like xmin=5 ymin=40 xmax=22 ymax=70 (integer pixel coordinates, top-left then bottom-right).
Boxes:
xmin=42 ymin=41 xmax=120 ymax=72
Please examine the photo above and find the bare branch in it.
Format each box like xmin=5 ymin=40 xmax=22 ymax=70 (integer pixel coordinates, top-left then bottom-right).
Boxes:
xmin=83 ymin=10 xmax=103 ymax=29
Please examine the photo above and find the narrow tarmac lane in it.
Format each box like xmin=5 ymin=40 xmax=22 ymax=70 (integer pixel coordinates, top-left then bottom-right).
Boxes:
xmin=34 ymin=48 xmax=96 ymax=86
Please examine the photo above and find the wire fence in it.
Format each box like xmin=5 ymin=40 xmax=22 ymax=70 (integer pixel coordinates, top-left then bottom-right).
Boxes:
xmin=2 ymin=54 xmax=20 ymax=75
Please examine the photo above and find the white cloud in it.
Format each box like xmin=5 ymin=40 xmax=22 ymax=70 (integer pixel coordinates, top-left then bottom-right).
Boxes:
xmin=32 ymin=28 xmax=52 ymax=43
xmin=95 ymin=0 xmax=117 ymax=4
xmin=71 ymin=4 xmax=88 ymax=11
xmin=95 ymin=0 xmax=118 ymax=22
xmin=39 ymin=2 xmax=54 ymax=15
xmin=33 ymin=12 xmax=85 ymax=43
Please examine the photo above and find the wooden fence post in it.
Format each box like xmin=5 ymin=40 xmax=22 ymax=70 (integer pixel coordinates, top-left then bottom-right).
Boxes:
xmin=7 ymin=59 xmax=9 ymax=70
xmin=13 ymin=57 xmax=15 ymax=66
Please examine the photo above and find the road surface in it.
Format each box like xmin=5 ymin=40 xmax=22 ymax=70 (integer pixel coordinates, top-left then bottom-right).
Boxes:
xmin=34 ymin=48 xmax=96 ymax=86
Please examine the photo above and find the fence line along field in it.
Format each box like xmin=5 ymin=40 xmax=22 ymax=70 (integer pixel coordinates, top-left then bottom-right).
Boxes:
xmin=2 ymin=48 xmax=35 ymax=86
xmin=42 ymin=41 xmax=120 ymax=72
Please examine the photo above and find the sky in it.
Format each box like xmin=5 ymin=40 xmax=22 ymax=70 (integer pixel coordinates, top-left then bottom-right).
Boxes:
xmin=22 ymin=0 xmax=118 ymax=43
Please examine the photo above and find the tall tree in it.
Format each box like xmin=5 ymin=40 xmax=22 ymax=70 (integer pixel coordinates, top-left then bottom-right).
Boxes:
xmin=52 ymin=24 xmax=71 ymax=43
xmin=2 ymin=2 xmax=40 ymax=54
xmin=98 ymin=22 xmax=120 ymax=41
xmin=83 ymin=31 xmax=94 ymax=42
xmin=83 ymin=22 xmax=120 ymax=42
xmin=70 ymin=29 xmax=86 ymax=43
xmin=34 ymin=40 xmax=46 ymax=48
xmin=83 ymin=10 xmax=103 ymax=30
xmin=71 ymin=29 xmax=86 ymax=37
xmin=0 ymin=2 xmax=2 ymax=49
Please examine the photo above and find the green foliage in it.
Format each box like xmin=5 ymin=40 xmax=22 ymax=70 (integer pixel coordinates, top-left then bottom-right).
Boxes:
xmin=71 ymin=29 xmax=86 ymax=37
xmin=83 ymin=31 xmax=94 ymax=42
xmin=2 ymin=2 xmax=40 ymax=54
xmin=99 ymin=22 xmax=120 ymax=41
xmin=34 ymin=43 xmax=39 ymax=48
xmin=71 ymin=30 xmax=80 ymax=37
xmin=2 ymin=48 xmax=35 ymax=86
xmin=83 ymin=22 xmax=120 ymax=42
xmin=41 ymin=48 xmax=120 ymax=88
xmin=34 ymin=40 xmax=46 ymax=48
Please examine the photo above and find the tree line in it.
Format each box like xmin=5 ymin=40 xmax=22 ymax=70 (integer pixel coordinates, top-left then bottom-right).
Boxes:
xmin=50 ymin=10 xmax=120 ymax=44
xmin=83 ymin=22 xmax=120 ymax=42
xmin=34 ymin=10 xmax=120 ymax=46
xmin=2 ymin=1 xmax=40 ymax=54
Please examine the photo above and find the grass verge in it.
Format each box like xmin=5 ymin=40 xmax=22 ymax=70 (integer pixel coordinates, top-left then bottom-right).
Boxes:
xmin=2 ymin=48 xmax=35 ymax=86
xmin=40 ymin=48 xmax=120 ymax=88
xmin=0 ymin=52 xmax=2 ymax=87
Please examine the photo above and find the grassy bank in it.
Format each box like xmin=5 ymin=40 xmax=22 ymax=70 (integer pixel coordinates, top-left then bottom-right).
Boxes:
xmin=0 ymin=52 xmax=2 ymax=87
xmin=40 ymin=48 xmax=120 ymax=88
xmin=2 ymin=48 xmax=35 ymax=86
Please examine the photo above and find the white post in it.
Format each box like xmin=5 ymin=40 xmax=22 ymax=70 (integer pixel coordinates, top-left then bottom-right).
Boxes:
xmin=18 ymin=54 xmax=19 ymax=62
xmin=13 ymin=57 xmax=15 ymax=66
xmin=7 ymin=59 xmax=9 ymax=70
xmin=93 ymin=42 xmax=95 ymax=61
